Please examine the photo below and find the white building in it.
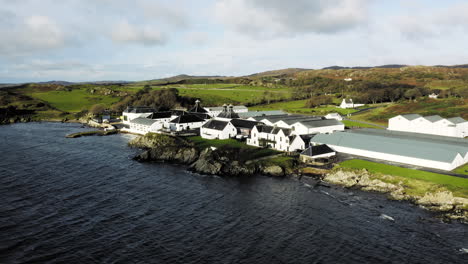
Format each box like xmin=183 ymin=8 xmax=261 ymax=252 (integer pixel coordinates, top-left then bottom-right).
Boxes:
xmin=325 ymin=113 xmax=343 ymax=121
xmin=290 ymin=119 xmax=345 ymax=135
xmin=166 ymin=114 xmax=206 ymax=132
xmin=388 ymin=114 xmax=468 ymax=138
xmin=201 ymin=119 xmax=237 ymax=140
xmin=311 ymin=129 xmax=468 ymax=171
xmin=339 ymin=99 xmax=364 ymax=109
xmin=127 ymin=118 xmax=161 ymax=135
xmin=204 ymin=105 xmax=248 ymax=117
xmin=122 ymin=106 xmax=155 ymax=124
xmin=247 ymin=125 xmax=276 ymax=148
xmin=289 ymin=134 xmax=314 ymax=152
xmin=238 ymin=110 xmax=286 ymax=119
xmin=428 ymin=93 xmax=439 ymax=99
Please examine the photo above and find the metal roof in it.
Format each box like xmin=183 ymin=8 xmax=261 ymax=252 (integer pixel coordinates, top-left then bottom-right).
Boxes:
xmin=130 ymin=117 xmax=158 ymax=126
xmin=446 ymin=117 xmax=467 ymax=124
xmin=170 ymin=114 xmax=205 ymax=124
xmin=301 ymin=144 xmax=335 ymax=157
xmin=204 ymin=105 xmax=248 ymax=111
xmin=311 ymin=129 xmax=468 ymax=163
xmin=202 ymin=119 xmax=229 ymax=130
xmin=423 ymin=115 xmax=443 ymax=122
xmin=399 ymin=114 xmax=422 ymax=120
xmin=254 ymin=124 xmax=274 ymax=133
xmin=296 ymin=119 xmax=343 ymax=128
xmin=229 ymin=119 xmax=262 ymax=129
xmin=124 ymin=106 xmax=156 ymax=113
xmin=238 ymin=110 xmax=286 ymax=118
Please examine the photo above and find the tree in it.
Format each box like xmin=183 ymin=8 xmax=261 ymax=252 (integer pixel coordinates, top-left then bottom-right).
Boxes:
xmin=404 ymin=88 xmax=422 ymax=101
xmin=89 ymin=104 xmax=106 ymax=115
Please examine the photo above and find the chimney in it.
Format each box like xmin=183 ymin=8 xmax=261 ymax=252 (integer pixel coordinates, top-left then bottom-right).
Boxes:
xmin=223 ymin=104 xmax=227 ymax=112
xmin=228 ymin=104 xmax=233 ymax=112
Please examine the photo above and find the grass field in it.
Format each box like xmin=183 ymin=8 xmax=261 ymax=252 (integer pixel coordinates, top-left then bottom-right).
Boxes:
xmin=28 ymin=89 xmax=120 ymax=113
xmin=454 ymin=164 xmax=468 ymax=176
xmin=338 ymin=159 xmax=468 ymax=197
xmin=186 ymin=136 xmax=279 ymax=160
xmin=342 ymin=120 xmax=384 ymax=129
xmin=250 ymin=100 xmax=361 ymax=115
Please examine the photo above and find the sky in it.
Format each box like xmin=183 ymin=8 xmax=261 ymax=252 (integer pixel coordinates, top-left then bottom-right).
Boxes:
xmin=1 ymin=0 xmax=468 ymax=83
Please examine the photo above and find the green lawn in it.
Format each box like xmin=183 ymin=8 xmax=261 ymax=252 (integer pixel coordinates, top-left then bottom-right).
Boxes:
xmin=338 ymin=159 xmax=468 ymax=197
xmin=342 ymin=120 xmax=384 ymax=129
xmin=28 ymin=89 xmax=120 ymax=112
xmin=186 ymin=136 xmax=279 ymax=160
xmin=250 ymin=100 xmax=360 ymax=115
xmin=454 ymin=164 xmax=468 ymax=176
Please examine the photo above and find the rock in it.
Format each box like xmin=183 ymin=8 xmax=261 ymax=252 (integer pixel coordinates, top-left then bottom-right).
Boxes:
xmin=261 ymin=165 xmax=284 ymax=177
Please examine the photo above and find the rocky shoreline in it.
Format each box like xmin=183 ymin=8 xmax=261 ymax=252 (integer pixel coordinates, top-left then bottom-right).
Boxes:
xmin=129 ymin=133 xmax=468 ymax=223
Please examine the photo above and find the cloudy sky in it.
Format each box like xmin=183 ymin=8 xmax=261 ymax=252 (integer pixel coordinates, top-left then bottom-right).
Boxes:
xmin=1 ymin=0 xmax=468 ymax=82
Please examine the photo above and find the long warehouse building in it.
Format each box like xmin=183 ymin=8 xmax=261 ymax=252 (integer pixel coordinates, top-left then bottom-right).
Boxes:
xmin=310 ymin=129 xmax=468 ymax=171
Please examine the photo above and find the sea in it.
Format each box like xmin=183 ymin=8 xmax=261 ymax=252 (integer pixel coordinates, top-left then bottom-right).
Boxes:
xmin=0 ymin=122 xmax=467 ymax=264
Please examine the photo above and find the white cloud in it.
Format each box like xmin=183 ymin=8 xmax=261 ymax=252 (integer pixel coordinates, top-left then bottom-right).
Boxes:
xmin=111 ymin=20 xmax=167 ymax=46
xmin=0 ymin=13 xmax=66 ymax=55
xmin=214 ymin=0 xmax=371 ymax=38
xmin=137 ymin=0 xmax=189 ymax=28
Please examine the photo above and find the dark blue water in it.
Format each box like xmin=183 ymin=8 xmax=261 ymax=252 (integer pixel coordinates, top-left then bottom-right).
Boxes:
xmin=0 ymin=123 xmax=467 ymax=264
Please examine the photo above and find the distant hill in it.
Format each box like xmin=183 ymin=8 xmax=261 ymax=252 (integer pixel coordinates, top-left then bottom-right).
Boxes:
xmin=157 ymin=74 xmax=227 ymax=82
xmin=323 ymin=65 xmax=407 ymax=70
xmin=246 ymin=68 xmax=311 ymax=77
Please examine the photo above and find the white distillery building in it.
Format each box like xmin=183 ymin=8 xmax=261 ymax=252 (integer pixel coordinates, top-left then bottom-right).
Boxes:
xmin=325 ymin=113 xmax=343 ymax=121
xmin=291 ymin=119 xmax=344 ymax=135
xmin=201 ymin=119 xmax=237 ymax=140
xmin=166 ymin=114 xmax=206 ymax=132
xmin=204 ymin=105 xmax=248 ymax=117
xmin=126 ymin=112 xmax=173 ymax=135
xmin=388 ymin=114 xmax=468 ymax=138
xmin=122 ymin=106 xmax=156 ymax=124
xmin=311 ymin=129 xmax=468 ymax=171
xmin=339 ymin=99 xmax=364 ymax=109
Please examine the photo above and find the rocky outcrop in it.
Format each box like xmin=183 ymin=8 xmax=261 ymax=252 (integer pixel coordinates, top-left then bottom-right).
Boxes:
xmin=324 ymin=169 xmax=468 ymax=222
xmin=189 ymin=148 xmax=256 ymax=176
xmin=135 ymin=146 xmax=199 ymax=164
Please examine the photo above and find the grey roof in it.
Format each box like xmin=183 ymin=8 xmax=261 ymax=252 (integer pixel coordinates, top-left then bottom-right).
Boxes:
xmin=238 ymin=110 xmax=286 ymax=118
xmin=296 ymin=119 xmax=344 ymax=128
xmin=202 ymin=119 xmax=229 ymax=130
xmin=229 ymin=119 xmax=262 ymax=129
xmin=400 ymin=114 xmax=422 ymax=120
xmin=261 ymin=114 xmax=322 ymax=124
xmin=254 ymin=124 xmax=274 ymax=133
xmin=446 ymin=117 xmax=467 ymax=124
xmin=205 ymin=105 xmax=248 ymax=111
xmin=271 ymin=127 xmax=292 ymax=136
xmin=124 ymin=106 xmax=156 ymax=113
xmin=311 ymin=129 xmax=468 ymax=163
xmin=170 ymin=114 xmax=205 ymax=124
xmin=130 ymin=117 xmax=158 ymax=126
xmin=344 ymin=99 xmax=353 ymax=104
xmin=301 ymin=144 xmax=335 ymax=157
xmin=217 ymin=105 xmax=240 ymax=119
xmin=147 ymin=112 xmax=172 ymax=119
xmin=189 ymin=100 xmax=208 ymax=113
xmin=424 ymin=115 xmax=443 ymax=122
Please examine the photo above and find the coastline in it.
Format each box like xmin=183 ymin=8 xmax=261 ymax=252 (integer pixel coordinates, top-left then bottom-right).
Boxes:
xmin=128 ymin=132 xmax=468 ymax=223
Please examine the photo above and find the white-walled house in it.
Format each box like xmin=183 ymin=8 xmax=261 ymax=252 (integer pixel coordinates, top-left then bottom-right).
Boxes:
xmin=300 ymin=145 xmax=336 ymax=164
xmin=339 ymin=99 xmax=364 ymax=109
xmin=201 ymin=119 xmax=237 ymax=139
xmin=310 ymin=129 xmax=468 ymax=171
xmin=289 ymin=134 xmax=315 ymax=152
xmin=273 ymin=127 xmax=293 ymax=151
xmin=291 ymin=119 xmax=345 ymax=135
xmin=128 ymin=118 xmax=161 ymax=135
xmin=428 ymin=93 xmax=439 ymax=99
xmin=122 ymin=106 xmax=156 ymax=124
xmin=388 ymin=114 xmax=468 ymax=138
xmin=204 ymin=105 xmax=248 ymax=117
xmin=325 ymin=113 xmax=343 ymax=121
xmin=166 ymin=114 xmax=206 ymax=132
xmin=247 ymin=125 xmax=275 ymax=148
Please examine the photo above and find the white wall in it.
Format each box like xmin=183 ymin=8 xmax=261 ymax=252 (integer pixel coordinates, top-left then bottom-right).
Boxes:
xmin=389 ymin=116 xmax=468 ymax=138
xmin=123 ymin=112 xmax=152 ymax=124
xmin=201 ymin=123 xmax=237 ymax=139
xmin=169 ymin=121 xmax=205 ymax=131
xmin=292 ymin=123 xmax=344 ymax=135
xmin=322 ymin=144 xmax=462 ymax=171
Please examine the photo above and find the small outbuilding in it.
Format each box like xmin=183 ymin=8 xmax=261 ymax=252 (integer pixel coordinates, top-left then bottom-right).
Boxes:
xmin=300 ymin=144 xmax=336 ymax=164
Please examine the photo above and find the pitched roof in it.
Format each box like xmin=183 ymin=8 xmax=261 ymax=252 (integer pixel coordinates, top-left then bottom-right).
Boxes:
xmin=344 ymin=99 xmax=353 ymax=104
xmin=301 ymin=144 xmax=335 ymax=157
xmin=124 ymin=106 xmax=156 ymax=113
xmin=130 ymin=117 xmax=158 ymax=126
xmin=147 ymin=112 xmax=172 ymax=119
xmin=170 ymin=114 xmax=205 ymax=124
xmin=202 ymin=119 xmax=229 ymax=130
xmin=311 ymin=129 xmax=468 ymax=163
xmin=171 ymin=110 xmax=187 ymax=116
xmin=272 ymin=127 xmax=292 ymax=136
xmin=254 ymin=124 xmax=274 ymax=133
xmin=424 ymin=115 xmax=444 ymax=122
xmin=400 ymin=114 xmax=422 ymax=120
xmin=217 ymin=105 xmax=240 ymax=119
xmin=446 ymin=117 xmax=467 ymax=124
xmin=238 ymin=110 xmax=286 ymax=118
xmin=189 ymin=100 xmax=208 ymax=113
xmin=296 ymin=119 xmax=343 ymax=128
xmin=230 ymin=119 xmax=262 ymax=129
xmin=204 ymin=105 xmax=248 ymax=111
